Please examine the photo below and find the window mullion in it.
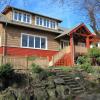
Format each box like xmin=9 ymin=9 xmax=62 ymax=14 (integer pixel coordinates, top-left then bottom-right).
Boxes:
xmin=40 ymin=37 xmax=41 ymax=49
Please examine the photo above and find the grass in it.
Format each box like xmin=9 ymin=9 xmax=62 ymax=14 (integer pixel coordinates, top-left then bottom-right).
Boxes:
xmin=48 ymin=66 xmax=73 ymax=72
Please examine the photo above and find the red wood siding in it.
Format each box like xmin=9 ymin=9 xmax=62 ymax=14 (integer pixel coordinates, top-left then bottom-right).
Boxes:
xmin=0 ymin=47 xmax=74 ymax=66
xmin=0 ymin=47 xmax=58 ymax=61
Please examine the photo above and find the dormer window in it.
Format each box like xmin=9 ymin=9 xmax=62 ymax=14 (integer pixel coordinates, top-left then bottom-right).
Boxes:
xmin=35 ymin=16 xmax=57 ymax=29
xmin=13 ymin=10 xmax=32 ymax=24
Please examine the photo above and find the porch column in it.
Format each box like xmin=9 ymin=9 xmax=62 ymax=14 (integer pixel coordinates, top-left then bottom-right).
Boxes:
xmin=70 ymin=33 xmax=74 ymax=66
xmin=86 ymin=36 xmax=90 ymax=48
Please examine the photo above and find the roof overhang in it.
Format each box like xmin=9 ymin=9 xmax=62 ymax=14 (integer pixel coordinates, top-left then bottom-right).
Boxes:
xmin=55 ymin=23 xmax=94 ymax=39
xmin=0 ymin=20 xmax=63 ymax=34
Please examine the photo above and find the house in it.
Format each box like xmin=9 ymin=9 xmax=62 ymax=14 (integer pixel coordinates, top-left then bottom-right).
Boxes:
xmin=0 ymin=6 xmax=100 ymax=67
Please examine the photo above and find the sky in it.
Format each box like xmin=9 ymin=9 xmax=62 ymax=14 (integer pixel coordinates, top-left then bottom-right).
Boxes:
xmin=0 ymin=0 xmax=93 ymax=30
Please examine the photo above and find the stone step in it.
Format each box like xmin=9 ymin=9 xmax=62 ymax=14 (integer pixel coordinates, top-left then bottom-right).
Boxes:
xmin=57 ymin=74 xmax=70 ymax=77
xmin=65 ymin=81 xmax=79 ymax=85
xmin=68 ymin=84 xmax=81 ymax=88
xmin=64 ymin=79 xmax=75 ymax=82
xmin=72 ymin=87 xmax=83 ymax=91
xmin=73 ymin=90 xmax=85 ymax=95
xmin=63 ymin=77 xmax=73 ymax=80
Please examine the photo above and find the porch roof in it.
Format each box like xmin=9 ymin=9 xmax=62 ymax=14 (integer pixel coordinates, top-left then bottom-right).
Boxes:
xmin=55 ymin=23 xmax=93 ymax=39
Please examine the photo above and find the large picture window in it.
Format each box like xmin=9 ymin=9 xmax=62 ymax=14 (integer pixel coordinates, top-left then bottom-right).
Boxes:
xmin=35 ymin=16 xmax=57 ymax=29
xmin=13 ymin=10 xmax=32 ymax=24
xmin=21 ymin=33 xmax=47 ymax=49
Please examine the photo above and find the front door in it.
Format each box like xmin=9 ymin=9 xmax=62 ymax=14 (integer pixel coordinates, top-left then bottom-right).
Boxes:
xmin=60 ymin=40 xmax=69 ymax=49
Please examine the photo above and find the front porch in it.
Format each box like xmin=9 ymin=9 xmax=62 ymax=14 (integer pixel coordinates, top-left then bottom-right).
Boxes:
xmin=54 ymin=23 xmax=100 ymax=66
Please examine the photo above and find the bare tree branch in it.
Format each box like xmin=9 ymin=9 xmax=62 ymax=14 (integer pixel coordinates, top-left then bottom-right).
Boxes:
xmin=53 ymin=0 xmax=100 ymax=35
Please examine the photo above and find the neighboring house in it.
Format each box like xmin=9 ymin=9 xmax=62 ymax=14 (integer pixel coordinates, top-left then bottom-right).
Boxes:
xmin=0 ymin=6 xmax=100 ymax=67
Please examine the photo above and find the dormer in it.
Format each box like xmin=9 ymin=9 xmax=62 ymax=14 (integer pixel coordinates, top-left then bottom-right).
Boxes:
xmin=2 ymin=6 xmax=62 ymax=30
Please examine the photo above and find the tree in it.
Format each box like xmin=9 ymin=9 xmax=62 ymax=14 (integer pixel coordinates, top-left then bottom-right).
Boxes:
xmin=54 ymin=0 xmax=100 ymax=35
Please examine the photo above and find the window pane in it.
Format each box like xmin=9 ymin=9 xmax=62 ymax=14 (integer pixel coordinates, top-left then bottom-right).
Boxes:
xmin=23 ymin=14 xmax=27 ymax=22
xmin=18 ymin=13 xmax=22 ymax=21
xmin=50 ymin=21 xmax=53 ymax=28
xmin=27 ymin=15 xmax=30 ymax=23
xmin=35 ymin=37 xmax=40 ymax=48
xmin=36 ymin=17 xmax=39 ymax=25
xmin=52 ymin=22 xmax=55 ymax=28
xmin=40 ymin=17 xmax=42 ymax=25
xmin=41 ymin=38 xmax=46 ymax=49
xmin=47 ymin=20 xmax=49 ymax=28
xmin=14 ymin=12 xmax=18 ymax=20
xmin=44 ymin=19 xmax=46 ymax=27
xmin=22 ymin=35 xmax=28 ymax=47
xmin=29 ymin=36 xmax=34 ymax=47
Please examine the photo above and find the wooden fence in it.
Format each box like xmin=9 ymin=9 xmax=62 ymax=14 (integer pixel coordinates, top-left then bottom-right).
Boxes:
xmin=0 ymin=56 xmax=49 ymax=70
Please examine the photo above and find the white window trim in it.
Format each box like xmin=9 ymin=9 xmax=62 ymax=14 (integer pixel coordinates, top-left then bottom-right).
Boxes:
xmin=35 ymin=16 xmax=58 ymax=30
xmin=21 ymin=33 xmax=48 ymax=50
xmin=13 ymin=10 xmax=32 ymax=24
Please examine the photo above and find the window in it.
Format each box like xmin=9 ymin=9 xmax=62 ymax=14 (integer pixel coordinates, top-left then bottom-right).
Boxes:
xmin=23 ymin=14 xmax=27 ymax=22
xmin=14 ymin=11 xmax=18 ymax=21
xmin=21 ymin=33 xmax=47 ymax=49
xmin=22 ymin=35 xmax=28 ymax=47
xmin=44 ymin=19 xmax=46 ymax=27
xmin=40 ymin=17 xmax=42 ymax=25
xmin=29 ymin=36 xmax=34 ymax=47
xmin=13 ymin=10 xmax=32 ymax=24
xmin=18 ymin=13 xmax=22 ymax=21
xmin=27 ymin=15 xmax=31 ymax=23
xmin=35 ymin=37 xmax=40 ymax=48
xmin=47 ymin=20 xmax=49 ymax=28
xmin=36 ymin=17 xmax=40 ymax=25
xmin=41 ymin=38 xmax=46 ymax=49
xmin=35 ymin=16 xmax=57 ymax=29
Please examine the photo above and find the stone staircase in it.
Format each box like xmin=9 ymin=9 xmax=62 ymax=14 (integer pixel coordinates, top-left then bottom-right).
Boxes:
xmin=53 ymin=68 xmax=85 ymax=95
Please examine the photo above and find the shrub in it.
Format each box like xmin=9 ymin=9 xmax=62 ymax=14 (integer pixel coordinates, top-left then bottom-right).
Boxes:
xmin=0 ymin=63 xmax=14 ymax=79
xmin=81 ymin=63 xmax=93 ymax=73
xmin=88 ymin=48 xmax=100 ymax=58
xmin=76 ymin=55 xmax=90 ymax=65
xmin=31 ymin=63 xmax=43 ymax=73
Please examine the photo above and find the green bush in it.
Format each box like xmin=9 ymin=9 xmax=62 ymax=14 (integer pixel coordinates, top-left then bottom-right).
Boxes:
xmin=77 ymin=55 xmax=90 ymax=64
xmin=76 ymin=55 xmax=93 ymax=73
xmin=81 ymin=63 xmax=93 ymax=73
xmin=31 ymin=63 xmax=43 ymax=73
xmin=0 ymin=63 xmax=14 ymax=78
xmin=88 ymin=48 xmax=100 ymax=58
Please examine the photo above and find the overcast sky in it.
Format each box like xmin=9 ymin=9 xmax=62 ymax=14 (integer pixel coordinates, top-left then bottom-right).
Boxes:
xmin=0 ymin=0 xmax=93 ymax=30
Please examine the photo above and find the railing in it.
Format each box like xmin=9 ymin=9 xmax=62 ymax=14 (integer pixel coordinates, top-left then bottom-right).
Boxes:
xmin=75 ymin=46 xmax=88 ymax=54
xmin=49 ymin=46 xmax=70 ymax=66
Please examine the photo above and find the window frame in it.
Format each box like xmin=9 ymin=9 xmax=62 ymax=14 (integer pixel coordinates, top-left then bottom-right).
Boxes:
xmin=13 ymin=10 xmax=32 ymax=24
xmin=21 ymin=33 xmax=48 ymax=50
xmin=35 ymin=16 xmax=57 ymax=29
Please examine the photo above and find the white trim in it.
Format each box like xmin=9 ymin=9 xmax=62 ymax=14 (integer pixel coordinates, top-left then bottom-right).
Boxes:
xmin=21 ymin=33 xmax=48 ymax=50
xmin=13 ymin=10 xmax=32 ymax=24
xmin=35 ymin=16 xmax=58 ymax=30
